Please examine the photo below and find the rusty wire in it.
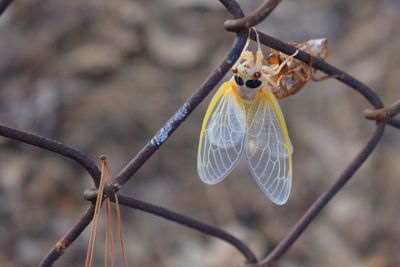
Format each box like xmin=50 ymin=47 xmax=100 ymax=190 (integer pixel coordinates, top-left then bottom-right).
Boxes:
xmin=0 ymin=0 xmax=13 ymax=16
xmin=0 ymin=0 xmax=399 ymax=267
xmin=364 ymin=99 xmax=400 ymax=121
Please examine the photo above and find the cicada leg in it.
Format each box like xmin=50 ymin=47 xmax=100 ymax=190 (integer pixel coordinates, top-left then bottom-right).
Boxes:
xmin=263 ymin=50 xmax=299 ymax=76
xmin=262 ymin=72 xmax=280 ymax=89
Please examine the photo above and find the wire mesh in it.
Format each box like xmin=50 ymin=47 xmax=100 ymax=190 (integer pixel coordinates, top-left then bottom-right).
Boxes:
xmin=0 ymin=0 xmax=399 ymax=266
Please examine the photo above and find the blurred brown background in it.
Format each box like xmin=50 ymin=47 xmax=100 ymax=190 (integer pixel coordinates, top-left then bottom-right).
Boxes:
xmin=0 ymin=0 xmax=399 ymax=266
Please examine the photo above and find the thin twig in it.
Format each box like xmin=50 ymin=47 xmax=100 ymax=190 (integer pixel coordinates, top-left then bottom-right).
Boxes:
xmin=114 ymin=194 xmax=129 ymax=267
xmin=85 ymin=160 xmax=106 ymax=267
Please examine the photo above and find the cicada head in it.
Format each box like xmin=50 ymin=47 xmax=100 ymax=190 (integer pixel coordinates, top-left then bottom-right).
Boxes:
xmin=231 ymin=50 xmax=265 ymax=102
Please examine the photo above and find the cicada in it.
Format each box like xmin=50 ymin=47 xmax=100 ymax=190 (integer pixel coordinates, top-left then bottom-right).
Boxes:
xmin=267 ymin=38 xmax=329 ymax=99
xmin=197 ymin=32 xmax=297 ymax=205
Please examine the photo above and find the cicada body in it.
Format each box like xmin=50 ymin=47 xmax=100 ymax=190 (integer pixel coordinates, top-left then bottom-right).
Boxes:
xmin=197 ymin=43 xmax=294 ymax=205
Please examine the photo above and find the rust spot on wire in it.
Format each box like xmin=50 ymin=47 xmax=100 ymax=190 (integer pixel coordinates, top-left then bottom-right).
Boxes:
xmin=55 ymin=240 xmax=67 ymax=255
xmin=364 ymin=99 xmax=400 ymax=121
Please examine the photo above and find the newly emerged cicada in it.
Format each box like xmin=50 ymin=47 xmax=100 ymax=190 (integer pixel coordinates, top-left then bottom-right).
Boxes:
xmin=267 ymin=38 xmax=329 ymax=99
xmin=197 ymin=30 xmax=297 ymax=205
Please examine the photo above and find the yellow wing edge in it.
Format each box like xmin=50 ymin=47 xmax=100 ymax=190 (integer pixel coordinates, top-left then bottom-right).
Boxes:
xmin=198 ymin=80 xmax=237 ymax=152
xmin=263 ymin=90 xmax=293 ymax=177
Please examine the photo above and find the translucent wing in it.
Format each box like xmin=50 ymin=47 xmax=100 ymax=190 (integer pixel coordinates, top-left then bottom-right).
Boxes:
xmin=246 ymin=89 xmax=293 ymax=205
xmin=197 ymin=81 xmax=246 ymax=185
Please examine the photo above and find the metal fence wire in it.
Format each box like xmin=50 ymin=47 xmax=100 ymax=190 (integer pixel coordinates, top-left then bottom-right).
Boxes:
xmin=1 ymin=0 xmax=400 ymax=266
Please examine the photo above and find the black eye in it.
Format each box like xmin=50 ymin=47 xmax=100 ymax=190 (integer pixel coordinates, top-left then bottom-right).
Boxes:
xmin=234 ymin=76 xmax=244 ymax=86
xmin=246 ymin=79 xmax=262 ymax=89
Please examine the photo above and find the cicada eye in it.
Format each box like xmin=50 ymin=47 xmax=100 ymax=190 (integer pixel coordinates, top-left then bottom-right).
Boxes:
xmin=246 ymin=79 xmax=262 ymax=89
xmin=234 ymin=75 xmax=244 ymax=86
xmin=232 ymin=67 xmax=238 ymax=74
